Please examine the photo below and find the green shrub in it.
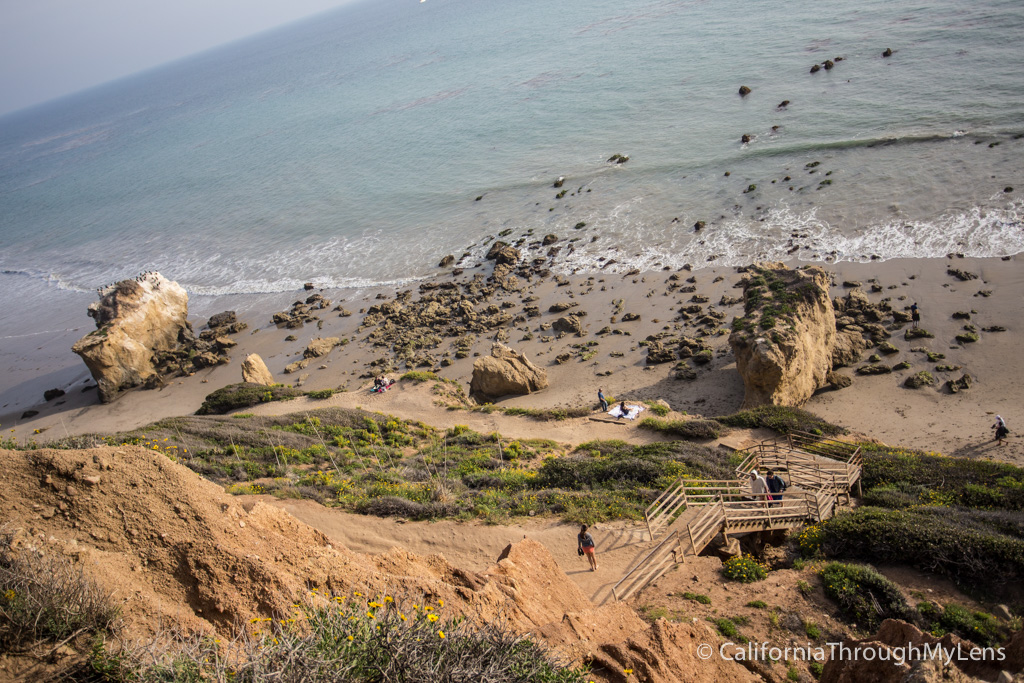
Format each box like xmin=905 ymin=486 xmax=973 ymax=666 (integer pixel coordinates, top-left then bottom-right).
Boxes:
xmin=307 ymin=389 xmax=336 ymax=400
xmin=711 ymin=617 xmax=738 ymax=638
xmin=503 ymin=407 xmax=591 ymax=421
xmin=804 ymin=620 xmax=821 ymax=639
xmin=196 ymin=383 xmax=304 ymax=415
xmin=682 ymin=592 xmax=712 ymax=605
xmin=860 ymin=446 xmax=1024 ymax=511
xmin=820 ymin=562 xmax=918 ymax=631
xmin=638 ymin=417 xmax=725 ymax=440
xmin=820 ymin=507 xmax=1024 ymax=588
xmin=644 ymin=401 xmax=670 ymax=417
xmin=809 ymin=661 xmax=824 ymax=678
xmin=716 ymin=406 xmax=842 ymax=436
xmin=917 ymin=602 xmax=1008 ymax=647
xmin=722 ymin=555 xmax=768 ymax=583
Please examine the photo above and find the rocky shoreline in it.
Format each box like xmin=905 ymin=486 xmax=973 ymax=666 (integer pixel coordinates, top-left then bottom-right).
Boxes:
xmin=1 ymin=246 xmax=1021 ymax=465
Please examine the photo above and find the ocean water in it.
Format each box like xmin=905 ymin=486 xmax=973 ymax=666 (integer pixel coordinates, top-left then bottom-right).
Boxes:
xmin=1 ymin=0 xmax=1023 ymax=344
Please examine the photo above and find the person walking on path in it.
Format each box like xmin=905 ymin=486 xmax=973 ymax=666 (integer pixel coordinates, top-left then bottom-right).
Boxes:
xmin=993 ymin=415 xmax=1009 ymax=445
xmin=765 ymin=469 xmax=787 ymax=506
xmin=749 ymin=469 xmax=769 ymax=507
xmin=910 ymin=303 xmax=920 ymax=328
xmin=578 ymin=525 xmax=598 ymax=571
xmin=598 ymin=388 xmax=609 ymax=412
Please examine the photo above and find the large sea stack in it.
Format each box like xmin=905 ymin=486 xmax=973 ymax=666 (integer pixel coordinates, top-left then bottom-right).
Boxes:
xmin=728 ymin=263 xmax=836 ymax=408
xmin=72 ymin=273 xmax=192 ymax=402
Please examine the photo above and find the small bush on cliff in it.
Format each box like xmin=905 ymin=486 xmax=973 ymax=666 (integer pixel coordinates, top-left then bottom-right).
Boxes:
xmin=0 ymin=528 xmax=119 ymax=651
xmin=716 ymin=405 xmax=842 ymax=436
xmin=95 ymin=592 xmax=587 ymax=682
xmin=196 ymin=383 xmax=305 ymax=415
xmin=819 ymin=562 xmax=917 ymax=631
xmin=722 ymin=555 xmax=768 ymax=583
xmin=917 ymin=601 xmax=1009 ymax=647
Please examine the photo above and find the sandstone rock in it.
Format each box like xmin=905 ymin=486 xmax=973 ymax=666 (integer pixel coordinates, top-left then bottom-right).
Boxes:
xmin=493 ymin=246 xmax=520 ymax=266
xmin=552 ymin=315 xmax=583 ymax=335
xmin=469 ymin=343 xmax=548 ymax=400
xmin=821 ymin=619 xmax=999 ymax=683
xmin=485 ymin=241 xmax=510 ymax=260
xmin=549 ymin=301 xmax=577 ymax=313
xmin=832 ymin=330 xmax=867 ymax=368
xmin=729 ymin=264 xmax=835 ymax=407
xmin=826 ymin=371 xmax=852 ymax=389
xmin=438 ymin=254 xmax=455 ymax=268
xmin=241 ymin=354 xmax=275 ymax=386
xmin=882 ymin=47 xmax=893 ymax=57
xmin=738 ymin=85 xmax=751 ymax=96
xmin=284 ymin=359 xmax=310 ymax=375
xmin=72 ymin=273 xmax=191 ymax=403
xmin=946 ymin=373 xmax=972 ymax=393
xmin=206 ymin=311 xmax=237 ymax=329
xmin=303 ymin=337 xmax=341 ymax=359
xmin=542 ymin=234 xmax=558 ymax=246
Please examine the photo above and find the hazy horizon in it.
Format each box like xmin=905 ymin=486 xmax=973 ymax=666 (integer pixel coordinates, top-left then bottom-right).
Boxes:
xmin=0 ymin=0 xmax=360 ymax=117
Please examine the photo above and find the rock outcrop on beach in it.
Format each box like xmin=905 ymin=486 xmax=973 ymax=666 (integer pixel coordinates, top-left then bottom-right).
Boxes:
xmin=241 ymin=353 xmax=275 ymax=385
xmin=72 ymin=273 xmax=192 ymax=403
xmin=469 ymin=343 xmax=548 ymax=400
xmin=729 ymin=263 xmax=836 ymax=408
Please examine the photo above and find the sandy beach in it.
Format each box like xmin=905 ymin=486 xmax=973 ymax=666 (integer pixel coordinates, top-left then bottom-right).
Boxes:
xmin=2 ymin=253 xmax=1020 ymax=465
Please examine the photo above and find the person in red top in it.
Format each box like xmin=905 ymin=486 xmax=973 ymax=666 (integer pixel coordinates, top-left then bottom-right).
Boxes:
xmin=578 ymin=525 xmax=598 ymax=571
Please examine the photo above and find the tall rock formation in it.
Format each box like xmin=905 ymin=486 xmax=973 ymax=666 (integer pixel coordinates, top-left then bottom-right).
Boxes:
xmin=469 ymin=343 xmax=548 ymax=400
xmin=72 ymin=273 xmax=191 ymax=402
xmin=728 ymin=263 xmax=836 ymax=408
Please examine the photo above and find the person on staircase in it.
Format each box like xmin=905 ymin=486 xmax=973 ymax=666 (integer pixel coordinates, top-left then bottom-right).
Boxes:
xmin=749 ymin=469 xmax=769 ymax=507
xmin=765 ymin=469 xmax=787 ymax=506
xmin=578 ymin=525 xmax=598 ymax=571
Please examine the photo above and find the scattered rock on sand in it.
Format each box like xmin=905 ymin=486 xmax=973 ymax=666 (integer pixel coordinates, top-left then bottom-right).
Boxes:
xmin=945 ymin=373 xmax=973 ymax=393
xmin=43 ymin=388 xmax=66 ymax=401
xmin=241 ymin=354 xmax=275 ymax=386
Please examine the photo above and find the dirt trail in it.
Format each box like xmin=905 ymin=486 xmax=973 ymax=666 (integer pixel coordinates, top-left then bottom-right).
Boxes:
xmin=245 ymin=380 xmax=681 ymax=447
xmin=256 ymin=496 xmax=668 ymax=605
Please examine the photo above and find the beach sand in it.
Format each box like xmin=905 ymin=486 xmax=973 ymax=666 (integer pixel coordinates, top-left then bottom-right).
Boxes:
xmin=3 ymin=254 xmax=1020 ymax=465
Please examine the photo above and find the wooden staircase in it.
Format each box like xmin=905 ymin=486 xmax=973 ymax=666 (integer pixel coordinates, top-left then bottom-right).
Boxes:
xmin=609 ymin=432 xmax=862 ymax=602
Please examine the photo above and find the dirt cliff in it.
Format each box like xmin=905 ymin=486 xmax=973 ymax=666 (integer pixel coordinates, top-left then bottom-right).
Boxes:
xmin=0 ymin=445 xmax=753 ymax=682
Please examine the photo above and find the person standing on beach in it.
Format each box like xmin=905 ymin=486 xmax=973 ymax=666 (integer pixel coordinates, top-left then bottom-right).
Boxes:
xmin=993 ymin=415 xmax=1009 ymax=445
xmin=578 ymin=525 xmax=598 ymax=571
xmin=910 ymin=303 xmax=920 ymax=328
xmin=598 ymin=388 xmax=609 ymax=412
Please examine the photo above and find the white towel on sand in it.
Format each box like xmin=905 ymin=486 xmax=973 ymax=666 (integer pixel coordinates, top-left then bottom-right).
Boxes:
xmin=608 ymin=404 xmax=645 ymax=420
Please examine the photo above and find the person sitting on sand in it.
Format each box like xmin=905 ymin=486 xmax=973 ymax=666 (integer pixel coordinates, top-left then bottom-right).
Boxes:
xmin=373 ymin=376 xmax=383 ymax=392
xmin=993 ymin=415 xmax=1009 ymax=445
xmin=598 ymin=388 xmax=609 ymax=412
xmin=617 ymin=401 xmax=629 ymax=419
xmin=578 ymin=525 xmax=598 ymax=571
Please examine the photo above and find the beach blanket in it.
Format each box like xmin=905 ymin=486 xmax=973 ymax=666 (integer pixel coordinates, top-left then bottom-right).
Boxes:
xmin=608 ymin=404 xmax=645 ymax=420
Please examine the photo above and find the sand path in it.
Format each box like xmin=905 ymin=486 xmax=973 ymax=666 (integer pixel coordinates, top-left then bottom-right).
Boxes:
xmin=257 ymin=496 xmax=662 ymax=605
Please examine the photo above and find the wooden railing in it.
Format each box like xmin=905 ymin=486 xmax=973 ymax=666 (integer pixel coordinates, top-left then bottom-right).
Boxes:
xmin=612 ymin=433 xmax=856 ymax=603
xmin=611 ymin=531 xmax=682 ymax=602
